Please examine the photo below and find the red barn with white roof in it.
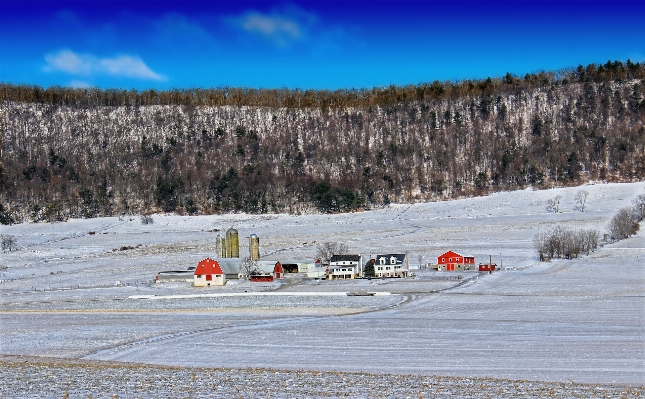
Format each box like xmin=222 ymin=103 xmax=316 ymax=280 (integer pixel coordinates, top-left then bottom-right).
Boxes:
xmin=437 ymin=251 xmax=476 ymax=271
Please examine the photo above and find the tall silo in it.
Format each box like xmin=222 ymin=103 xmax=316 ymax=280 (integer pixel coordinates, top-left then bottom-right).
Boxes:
xmin=226 ymin=228 xmax=239 ymax=258
xmin=249 ymin=234 xmax=260 ymax=261
xmin=216 ymin=235 xmax=226 ymax=258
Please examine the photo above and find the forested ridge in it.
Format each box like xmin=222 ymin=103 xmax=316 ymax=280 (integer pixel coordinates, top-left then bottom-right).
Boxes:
xmin=1 ymin=61 xmax=644 ymax=223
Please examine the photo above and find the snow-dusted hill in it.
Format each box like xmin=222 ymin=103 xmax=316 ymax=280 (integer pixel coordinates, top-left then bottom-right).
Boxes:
xmin=1 ymin=182 xmax=644 ymax=385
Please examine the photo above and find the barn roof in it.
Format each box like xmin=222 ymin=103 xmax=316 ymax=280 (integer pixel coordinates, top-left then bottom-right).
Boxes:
xmin=375 ymin=254 xmax=407 ymax=264
xmin=213 ymin=259 xmax=243 ymax=275
xmin=438 ymin=251 xmax=474 ymax=258
xmin=330 ymin=254 xmax=361 ymax=262
xmin=194 ymin=258 xmax=223 ymax=275
xmin=277 ymin=259 xmax=318 ymax=265
xmin=256 ymin=260 xmax=280 ymax=274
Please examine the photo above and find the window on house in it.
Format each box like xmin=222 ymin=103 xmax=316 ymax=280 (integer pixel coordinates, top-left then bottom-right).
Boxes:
xmin=390 ymin=257 xmax=396 ymax=264
xmin=380 ymin=258 xmax=385 ymax=265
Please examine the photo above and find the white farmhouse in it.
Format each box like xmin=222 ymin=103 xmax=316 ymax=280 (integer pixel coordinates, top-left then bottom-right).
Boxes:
xmin=328 ymin=254 xmax=362 ymax=279
xmin=374 ymin=254 xmax=409 ymax=278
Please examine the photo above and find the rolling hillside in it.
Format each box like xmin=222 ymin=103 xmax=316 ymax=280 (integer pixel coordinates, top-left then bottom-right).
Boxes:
xmin=1 ymin=61 xmax=644 ymax=223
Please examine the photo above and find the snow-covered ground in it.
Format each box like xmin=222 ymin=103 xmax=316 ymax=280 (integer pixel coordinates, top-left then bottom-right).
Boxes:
xmin=1 ymin=182 xmax=644 ymax=387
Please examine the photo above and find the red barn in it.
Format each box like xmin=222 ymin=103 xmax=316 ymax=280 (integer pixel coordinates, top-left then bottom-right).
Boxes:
xmin=274 ymin=262 xmax=283 ymax=279
xmin=437 ymin=251 xmax=476 ymax=271
xmin=479 ymin=263 xmax=497 ymax=272
xmin=193 ymin=258 xmax=225 ymax=286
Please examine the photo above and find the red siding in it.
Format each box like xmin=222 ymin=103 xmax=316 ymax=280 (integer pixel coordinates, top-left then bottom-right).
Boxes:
xmin=273 ymin=262 xmax=283 ymax=279
xmin=251 ymin=275 xmax=274 ymax=282
xmin=438 ymin=251 xmax=476 ymax=271
xmin=479 ymin=264 xmax=496 ymax=272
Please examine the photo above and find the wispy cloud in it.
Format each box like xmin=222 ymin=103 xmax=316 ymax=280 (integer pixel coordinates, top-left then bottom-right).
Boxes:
xmin=155 ymin=13 xmax=215 ymax=42
xmin=228 ymin=5 xmax=317 ymax=47
xmin=44 ymin=49 xmax=166 ymax=81
xmin=68 ymin=80 xmax=93 ymax=89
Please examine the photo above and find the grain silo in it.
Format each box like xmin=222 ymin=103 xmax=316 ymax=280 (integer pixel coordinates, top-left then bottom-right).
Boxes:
xmin=216 ymin=234 xmax=226 ymax=258
xmin=226 ymin=228 xmax=239 ymax=258
xmin=249 ymin=234 xmax=260 ymax=261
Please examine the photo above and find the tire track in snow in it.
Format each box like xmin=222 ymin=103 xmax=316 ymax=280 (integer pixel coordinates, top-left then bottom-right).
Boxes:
xmin=83 ymin=294 xmax=411 ymax=361
xmin=83 ymin=316 xmax=331 ymax=360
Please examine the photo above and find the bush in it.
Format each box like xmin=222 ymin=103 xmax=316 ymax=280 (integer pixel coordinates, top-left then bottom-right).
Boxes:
xmin=534 ymin=227 xmax=599 ymax=261
xmin=140 ymin=214 xmax=154 ymax=225
xmin=363 ymin=259 xmax=375 ymax=277
xmin=633 ymin=194 xmax=645 ymax=221
xmin=0 ymin=203 xmax=14 ymax=225
xmin=608 ymin=207 xmax=640 ymax=242
xmin=1 ymin=235 xmax=17 ymax=252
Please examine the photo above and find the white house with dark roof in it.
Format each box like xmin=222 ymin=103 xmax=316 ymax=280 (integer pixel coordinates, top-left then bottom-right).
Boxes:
xmin=374 ymin=254 xmax=409 ymax=278
xmin=328 ymin=254 xmax=363 ymax=279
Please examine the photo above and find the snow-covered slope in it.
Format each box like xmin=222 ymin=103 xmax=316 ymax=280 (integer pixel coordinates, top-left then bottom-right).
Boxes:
xmin=1 ymin=182 xmax=644 ymax=385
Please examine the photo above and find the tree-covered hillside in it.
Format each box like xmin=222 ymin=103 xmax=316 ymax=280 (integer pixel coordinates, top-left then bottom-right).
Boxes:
xmin=1 ymin=61 xmax=644 ymax=223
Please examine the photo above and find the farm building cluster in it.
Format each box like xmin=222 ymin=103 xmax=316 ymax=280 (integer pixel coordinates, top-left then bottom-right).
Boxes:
xmin=155 ymin=229 xmax=498 ymax=287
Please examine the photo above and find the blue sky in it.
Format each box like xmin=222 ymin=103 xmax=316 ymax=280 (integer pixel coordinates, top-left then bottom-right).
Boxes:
xmin=1 ymin=0 xmax=643 ymax=90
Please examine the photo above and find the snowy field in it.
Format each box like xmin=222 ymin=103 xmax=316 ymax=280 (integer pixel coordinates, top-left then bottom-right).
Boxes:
xmin=1 ymin=182 xmax=645 ymax=396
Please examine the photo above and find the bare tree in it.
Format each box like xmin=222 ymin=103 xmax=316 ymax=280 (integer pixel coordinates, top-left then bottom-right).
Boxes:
xmin=315 ymin=242 xmax=349 ymax=264
xmin=583 ymin=229 xmax=600 ymax=255
xmin=1 ymin=235 xmax=17 ymax=252
xmin=608 ymin=207 xmax=640 ymax=242
xmin=534 ymin=227 xmax=600 ymax=261
xmin=240 ymin=257 xmax=260 ymax=278
xmin=533 ymin=231 xmax=550 ymax=261
xmin=575 ymin=190 xmax=589 ymax=212
xmin=546 ymin=195 xmax=562 ymax=213
xmin=633 ymin=194 xmax=645 ymax=221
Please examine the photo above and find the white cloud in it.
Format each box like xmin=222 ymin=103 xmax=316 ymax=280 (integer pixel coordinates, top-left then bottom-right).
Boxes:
xmin=44 ymin=49 xmax=91 ymax=75
xmin=155 ymin=13 xmax=215 ymax=43
xmin=229 ymin=5 xmax=317 ymax=47
xmin=243 ymin=12 xmax=301 ymax=41
xmin=44 ymin=49 xmax=165 ymax=81
xmin=68 ymin=80 xmax=93 ymax=89
xmin=98 ymin=55 xmax=164 ymax=80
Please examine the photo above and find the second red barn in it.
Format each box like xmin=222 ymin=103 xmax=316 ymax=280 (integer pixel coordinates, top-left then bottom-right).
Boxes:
xmin=437 ymin=251 xmax=476 ymax=272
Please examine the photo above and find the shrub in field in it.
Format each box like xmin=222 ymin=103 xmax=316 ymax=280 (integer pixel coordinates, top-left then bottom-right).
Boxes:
xmin=1 ymin=234 xmax=17 ymax=252
xmin=608 ymin=207 xmax=640 ymax=242
xmin=534 ymin=227 xmax=599 ymax=261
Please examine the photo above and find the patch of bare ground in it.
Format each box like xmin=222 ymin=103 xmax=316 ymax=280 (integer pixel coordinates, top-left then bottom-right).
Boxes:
xmin=1 ymin=355 xmax=643 ymax=399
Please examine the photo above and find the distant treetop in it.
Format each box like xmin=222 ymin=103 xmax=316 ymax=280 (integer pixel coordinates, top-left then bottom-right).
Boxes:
xmin=1 ymin=60 xmax=643 ymax=109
